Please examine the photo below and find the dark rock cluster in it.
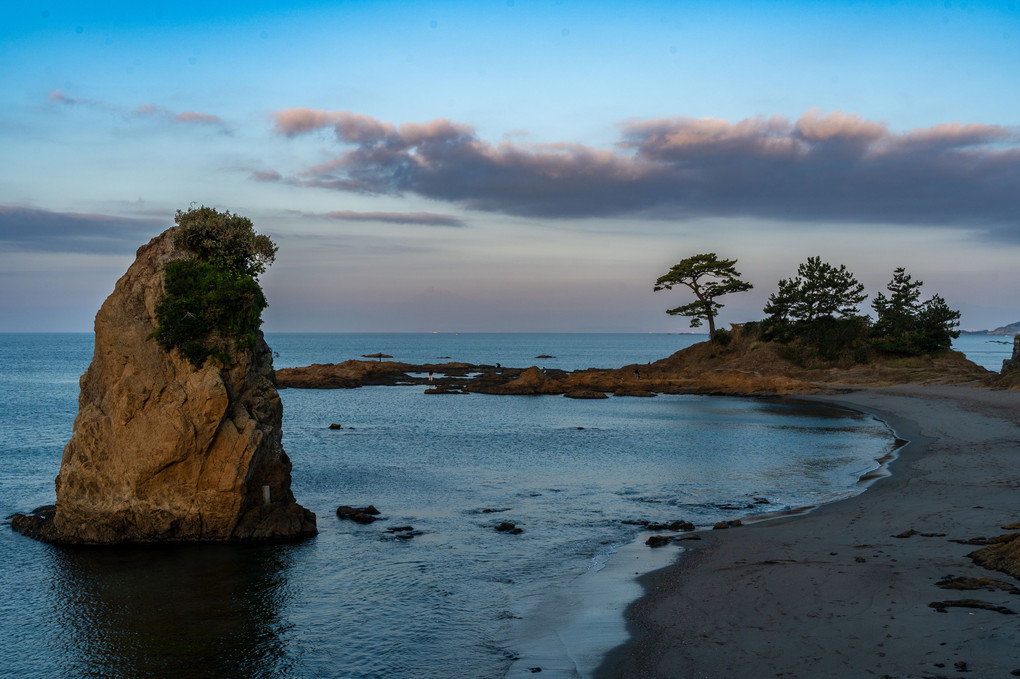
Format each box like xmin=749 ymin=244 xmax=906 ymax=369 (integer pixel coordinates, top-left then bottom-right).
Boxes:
xmin=336 ymin=505 xmax=381 ymax=524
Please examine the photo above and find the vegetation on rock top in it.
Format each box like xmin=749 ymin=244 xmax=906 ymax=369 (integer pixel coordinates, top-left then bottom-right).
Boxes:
xmin=150 ymin=206 xmax=277 ymax=368
xmin=661 ymin=253 xmax=962 ymax=367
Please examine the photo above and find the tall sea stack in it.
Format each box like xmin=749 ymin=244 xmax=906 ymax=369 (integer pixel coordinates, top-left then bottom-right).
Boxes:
xmin=13 ymin=223 xmax=316 ymax=544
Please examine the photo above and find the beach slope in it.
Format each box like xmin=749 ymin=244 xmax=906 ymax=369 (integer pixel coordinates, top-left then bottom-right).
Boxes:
xmin=598 ymin=385 xmax=1020 ymax=678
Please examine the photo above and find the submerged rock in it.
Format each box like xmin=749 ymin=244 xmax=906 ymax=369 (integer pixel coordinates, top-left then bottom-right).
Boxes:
xmin=424 ymin=386 xmax=466 ymax=395
xmin=11 ymin=228 xmax=316 ymax=544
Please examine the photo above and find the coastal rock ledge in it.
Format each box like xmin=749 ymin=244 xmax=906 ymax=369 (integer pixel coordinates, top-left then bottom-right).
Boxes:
xmin=12 ymin=229 xmax=316 ymax=544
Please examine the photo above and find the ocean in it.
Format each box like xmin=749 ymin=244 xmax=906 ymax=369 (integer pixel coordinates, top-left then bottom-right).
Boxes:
xmin=0 ymin=333 xmax=1009 ymax=678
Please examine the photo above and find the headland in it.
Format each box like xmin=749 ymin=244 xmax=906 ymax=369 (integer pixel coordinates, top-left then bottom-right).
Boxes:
xmin=275 ymin=322 xmax=1006 ymax=396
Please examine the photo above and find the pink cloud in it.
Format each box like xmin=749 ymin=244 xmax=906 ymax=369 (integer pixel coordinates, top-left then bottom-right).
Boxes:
xmin=309 ymin=210 xmax=465 ymax=227
xmin=272 ymin=108 xmax=396 ymax=141
xmin=620 ymin=114 xmax=799 ymax=159
xmin=132 ymin=103 xmax=224 ymax=127
xmin=267 ymin=108 xmax=1020 ymax=236
xmin=794 ymin=108 xmax=888 ymax=142
xmin=251 ymin=169 xmax=283 ymax=182
xmin=49 ymin=90 xmax=97 ymax=106
xmin=133 ymin=103 xmax=163 ymax=116
xmin=174 ymin=111 xmax=222 ymax=125
xmin=895 ymin=122 xmax=1011 ymax=148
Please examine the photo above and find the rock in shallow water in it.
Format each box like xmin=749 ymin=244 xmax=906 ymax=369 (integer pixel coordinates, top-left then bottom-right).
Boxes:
xmin=337 ymin=505 xmax=382 ymax=524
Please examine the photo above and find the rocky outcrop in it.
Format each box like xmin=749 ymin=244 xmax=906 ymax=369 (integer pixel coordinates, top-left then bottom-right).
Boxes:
xmin=1001 ymin=335 xmax=1020 ymax=373
xmin=275 ymin=360 xmax=483 ymax=389
xmin=968 ymin=534 xmax=1020 ymax=580
xmin=13 ymin=229 xmax=316 ymax=544
xmin=465 ymin=366 xmax=565 ymax=395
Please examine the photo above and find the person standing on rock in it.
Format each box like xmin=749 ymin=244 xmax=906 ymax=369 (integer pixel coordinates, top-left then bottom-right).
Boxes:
xmin=428 ymin=370 xmax=433 ymax=382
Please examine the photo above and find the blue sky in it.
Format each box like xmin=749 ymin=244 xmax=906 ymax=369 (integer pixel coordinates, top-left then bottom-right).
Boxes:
xmin=2 ymin=0 xmax=1018 ymax=332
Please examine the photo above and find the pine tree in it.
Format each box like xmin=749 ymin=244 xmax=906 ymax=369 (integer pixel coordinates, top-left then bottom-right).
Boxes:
xmin=654 ymin=253 xmax=753 ymax=340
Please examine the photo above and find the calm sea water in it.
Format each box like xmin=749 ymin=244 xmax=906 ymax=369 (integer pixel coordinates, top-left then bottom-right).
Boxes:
xmin=0 ymin=333 xmax=1007 ymax=678
xmin=952 ymin=333 xmax=1016 ymax=371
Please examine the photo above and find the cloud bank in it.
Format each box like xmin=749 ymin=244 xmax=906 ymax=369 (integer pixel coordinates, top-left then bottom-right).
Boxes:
xmin=270 ymin=108 xmax=1020 ymax=238
xmin=0 ymin=206 xmax=163 ymax=254
xmin=134 ymin=104 xmax=224 ymax=125
xmin=308 ymin=210 xmax=465 ymax=227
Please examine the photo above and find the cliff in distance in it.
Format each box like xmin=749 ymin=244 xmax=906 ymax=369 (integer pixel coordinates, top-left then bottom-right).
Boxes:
xmin=962 ymin=321 xmax=1020 ymax=336
xmin=13 ymin=228 xmax=316 ymax=544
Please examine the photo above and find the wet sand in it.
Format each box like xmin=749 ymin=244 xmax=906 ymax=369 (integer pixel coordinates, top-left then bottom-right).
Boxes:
xmin=597 ymin=384 xmax=1020 ymax=678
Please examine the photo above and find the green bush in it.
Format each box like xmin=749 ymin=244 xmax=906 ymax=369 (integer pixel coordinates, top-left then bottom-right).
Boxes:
xmin=172 ymin=206 xmax=277 ymax=277
xmin=712 ymin=328 xmax=732 ymax=346
xmin=738 ymin=320 xmax=761 ymax=338
xmin=765 ymin=316 xmax=872 ymax=367
xmin=150 ymin=206 xmax=275 ymax=368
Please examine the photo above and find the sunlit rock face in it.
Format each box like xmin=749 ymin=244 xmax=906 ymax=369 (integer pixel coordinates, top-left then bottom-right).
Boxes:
xmin=35 ymin=228 xmax=316 ymax=544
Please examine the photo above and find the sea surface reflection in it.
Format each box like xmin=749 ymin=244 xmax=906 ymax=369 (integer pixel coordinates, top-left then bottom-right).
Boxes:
xmin=46 ymin=542 xmax=303 ymax=679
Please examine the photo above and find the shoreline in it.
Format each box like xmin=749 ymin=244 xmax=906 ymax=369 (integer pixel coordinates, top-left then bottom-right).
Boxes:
xmin=504 ymin=395 xmax=904 ymax=677
xmin=596 ymin=384 xmax=1020 ymax=678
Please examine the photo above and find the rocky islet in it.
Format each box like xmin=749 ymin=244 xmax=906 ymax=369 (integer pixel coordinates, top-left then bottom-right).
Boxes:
xmin=11 ymin=227 xmax=316 ymax=544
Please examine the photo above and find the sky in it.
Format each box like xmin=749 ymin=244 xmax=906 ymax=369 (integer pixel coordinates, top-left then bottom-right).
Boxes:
xmin=1 ymin=0 xmax=1018 ymax=333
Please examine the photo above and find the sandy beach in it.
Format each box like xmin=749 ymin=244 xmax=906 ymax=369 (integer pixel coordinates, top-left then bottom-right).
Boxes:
xmin=597 ymin=384 xmax=1020 ymax=678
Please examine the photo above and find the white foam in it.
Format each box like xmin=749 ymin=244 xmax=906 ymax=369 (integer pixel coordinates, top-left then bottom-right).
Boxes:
xmin=505 ymin=536 xmax=682 ymax=678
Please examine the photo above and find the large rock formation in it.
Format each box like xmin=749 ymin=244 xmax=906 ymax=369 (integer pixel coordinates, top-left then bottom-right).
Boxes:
xmin=14 ymin=228 xmax=316 ymax=544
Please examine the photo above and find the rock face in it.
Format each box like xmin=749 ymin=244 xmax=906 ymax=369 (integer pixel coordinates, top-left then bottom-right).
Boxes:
xmin=18 ymin=229 xmax=316 ymax=544
xmin=1002 ymin=335 xmax=1020 ymax=373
